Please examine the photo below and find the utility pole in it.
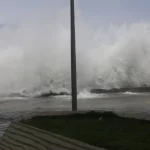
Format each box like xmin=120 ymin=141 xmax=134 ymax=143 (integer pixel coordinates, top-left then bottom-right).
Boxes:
xmin=70 ymin=0 xmax=77 ymax=111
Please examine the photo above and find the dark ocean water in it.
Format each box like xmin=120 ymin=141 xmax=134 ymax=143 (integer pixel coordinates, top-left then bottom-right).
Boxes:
xmin=0 ymin=93 xmax=150 ymax=137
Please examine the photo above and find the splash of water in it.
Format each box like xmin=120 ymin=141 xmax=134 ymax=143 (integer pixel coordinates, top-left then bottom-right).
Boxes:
xmin=77 ymin=89 xmax=101 ymax=99
xmin=0 ymin=6 xmax=150 ymax=96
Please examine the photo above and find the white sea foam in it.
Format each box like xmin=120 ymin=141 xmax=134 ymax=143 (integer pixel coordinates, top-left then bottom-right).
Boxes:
xmin=77 ymin=89 xmax=101 ymax=99
xmin=123 ymin=91 xmax=138 ymax=95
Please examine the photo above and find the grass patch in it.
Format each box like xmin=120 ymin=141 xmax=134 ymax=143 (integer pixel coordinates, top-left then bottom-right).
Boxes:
xmin=21 ymin=111 xmax=150 ymax=150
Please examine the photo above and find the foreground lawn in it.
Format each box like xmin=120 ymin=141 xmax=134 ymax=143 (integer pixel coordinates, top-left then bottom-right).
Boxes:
xmin=21 ymin=111 xmax=150 ymax=150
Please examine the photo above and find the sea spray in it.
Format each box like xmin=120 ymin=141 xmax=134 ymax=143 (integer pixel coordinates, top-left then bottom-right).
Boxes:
xmin=0 ymin=6 xmax=150 ymax=96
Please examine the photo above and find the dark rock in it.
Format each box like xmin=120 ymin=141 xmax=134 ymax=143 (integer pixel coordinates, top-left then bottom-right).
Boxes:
xmin=90 ymin=87 xmax=150 ymax=94
xmin=36 ymin=91 xmax=69 ymax=98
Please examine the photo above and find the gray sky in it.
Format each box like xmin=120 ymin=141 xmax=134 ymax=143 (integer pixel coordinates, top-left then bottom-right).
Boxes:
xmin=0 ymin=0 xmax=150 ymax=26
xmin=79 ymin=0 xmax=150 ymax=25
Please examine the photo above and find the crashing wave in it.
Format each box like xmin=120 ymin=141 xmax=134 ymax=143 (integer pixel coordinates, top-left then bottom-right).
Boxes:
xmin=0 ymin=6 xmax=150 ymax=95
xmin=20 ymin=86 xmax=70 ymax=98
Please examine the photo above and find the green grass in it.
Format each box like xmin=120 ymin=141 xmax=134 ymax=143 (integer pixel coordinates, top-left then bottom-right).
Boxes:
xmin=21 ymin=111 xmax=150 ymax=150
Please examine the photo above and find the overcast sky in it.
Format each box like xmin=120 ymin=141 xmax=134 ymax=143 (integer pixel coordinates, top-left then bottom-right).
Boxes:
xmin=0 ymin=0 xmax=150 ymax=26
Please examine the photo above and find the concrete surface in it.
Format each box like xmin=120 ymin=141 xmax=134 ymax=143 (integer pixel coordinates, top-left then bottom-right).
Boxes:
xmin=0 ymin=122 xmax=106 ymax=150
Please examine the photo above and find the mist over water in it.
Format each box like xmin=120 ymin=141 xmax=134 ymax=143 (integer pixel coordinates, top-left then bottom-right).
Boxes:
xmin=0 ymin=6 xmax=150 ymax=96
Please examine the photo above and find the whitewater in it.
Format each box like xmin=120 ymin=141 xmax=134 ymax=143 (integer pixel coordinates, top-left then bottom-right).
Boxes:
xmin=0 ymin=6 xmax=150 ymax=95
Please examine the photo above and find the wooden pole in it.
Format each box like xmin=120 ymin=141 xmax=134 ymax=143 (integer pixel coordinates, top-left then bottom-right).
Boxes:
xmin=70 ymin=0 xmax=77 ymax=111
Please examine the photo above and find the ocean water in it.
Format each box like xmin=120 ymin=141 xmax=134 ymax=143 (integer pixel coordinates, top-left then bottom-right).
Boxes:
xmin=0 ymin=92 xmax=150 ymax=137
